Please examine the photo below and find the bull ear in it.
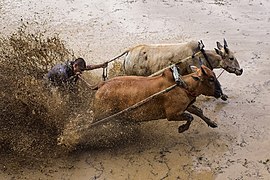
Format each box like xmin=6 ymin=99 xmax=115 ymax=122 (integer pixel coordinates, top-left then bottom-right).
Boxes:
xmin=190 ymin=65 xmax=199 ymax=73
xmin=224 ymin=38 xmax=228 ymax=47
xmin=215 ymin=48 xmax=222 ymax=56
xmin=216 ymin=41 xmax=223 ymax=50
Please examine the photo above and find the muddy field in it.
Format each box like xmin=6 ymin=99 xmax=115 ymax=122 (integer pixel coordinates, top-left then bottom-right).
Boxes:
xmin=1 ymin=0 xmax=270 ymax=179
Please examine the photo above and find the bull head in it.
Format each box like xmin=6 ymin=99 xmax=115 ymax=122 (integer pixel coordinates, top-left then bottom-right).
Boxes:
xmin=190 ymin=65 xmax=223 ymax=98
xmin=215 ymin=39 xmax=243 ymax=76
xmin=189 ymin=65 xmax=209 ymax=82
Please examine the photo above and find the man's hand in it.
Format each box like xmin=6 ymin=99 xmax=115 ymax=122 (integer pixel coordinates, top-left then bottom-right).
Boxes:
xmin=75 ymin=71 xmax=82 ymax=76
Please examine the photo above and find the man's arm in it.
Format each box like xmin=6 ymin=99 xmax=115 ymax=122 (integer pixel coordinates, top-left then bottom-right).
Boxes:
xmin=84 ymin=62 xmax=108 ymax=71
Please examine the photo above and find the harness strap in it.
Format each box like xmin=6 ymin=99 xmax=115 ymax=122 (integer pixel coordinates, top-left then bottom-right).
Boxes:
xmin=200 ymin=48 xmax=213 ymax=70
xmin=170 ymin=65 xmax=187 ymax=89
xmin=102 ymin=67 xmax=108 ymax=81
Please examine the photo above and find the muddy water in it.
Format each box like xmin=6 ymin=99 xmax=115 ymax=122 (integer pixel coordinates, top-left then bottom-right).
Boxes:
xmin=1 ymin=0 xmax=270 ymax=179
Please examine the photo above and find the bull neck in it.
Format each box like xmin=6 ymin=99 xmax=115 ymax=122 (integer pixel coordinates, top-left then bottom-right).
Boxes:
xmin=201 ymin=50 xmax=222 ymax=69
xmin=180 ymin=75 xmax=199 ymax=98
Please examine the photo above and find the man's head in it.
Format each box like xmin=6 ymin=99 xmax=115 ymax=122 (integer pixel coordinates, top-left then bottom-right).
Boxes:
xmin=73 ymin=58 xmax=86 ymax=74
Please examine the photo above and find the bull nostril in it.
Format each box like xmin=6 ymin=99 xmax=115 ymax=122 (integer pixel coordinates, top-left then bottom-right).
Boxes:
xmin=221 ymin=94 xmax=228 ymax=101
xmin=235 ymin=68 xmax=243 ymax=76
xmin=238 ymin=68 xmax=243 ymax=75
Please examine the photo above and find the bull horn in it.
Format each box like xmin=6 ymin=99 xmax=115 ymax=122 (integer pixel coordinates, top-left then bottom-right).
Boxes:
xmin=198 ymin=40 xmax=205 ymax=50
xmin=201 ymin=65 xmax=207 ymax=76
xmin=215 ymin=48 xmax=222 ymax=56
xmin=224 ymin=46 xmax=229 ymax=54
xmin=224 ymin=38 xmax=228 ymax=47
xmin=216 ymin=41 xmax=223 ymax=50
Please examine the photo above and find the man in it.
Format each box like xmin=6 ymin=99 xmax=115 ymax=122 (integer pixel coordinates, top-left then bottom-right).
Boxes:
xmin=47 ymin=57 xmax=107 ymax=87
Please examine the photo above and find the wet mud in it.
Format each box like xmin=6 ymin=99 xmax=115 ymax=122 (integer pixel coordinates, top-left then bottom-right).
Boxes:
xmin=1 ymin=0 xmax=270 ymax=179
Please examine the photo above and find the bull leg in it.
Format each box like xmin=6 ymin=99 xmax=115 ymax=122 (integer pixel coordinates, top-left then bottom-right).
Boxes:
xmin=167 ymin=112 xmax=194 ymax=133
xmin=178 ymin=113 xmax=194 ymax=133
xmin=186 ymin=105 xmax=218 ymax=128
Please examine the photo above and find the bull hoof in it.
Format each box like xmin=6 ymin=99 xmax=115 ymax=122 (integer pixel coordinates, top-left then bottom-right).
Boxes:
xmin=178 ymin=124 xmax=189 ymax=133
xmin=208 ymin=120 xmax=218 ymax=128
xmin=221 ymin=94 xmax=228 ymax=101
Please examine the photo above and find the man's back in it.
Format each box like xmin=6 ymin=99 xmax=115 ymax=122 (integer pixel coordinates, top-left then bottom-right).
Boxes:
xmin=47 ymin=62 xmax=76 ymax=86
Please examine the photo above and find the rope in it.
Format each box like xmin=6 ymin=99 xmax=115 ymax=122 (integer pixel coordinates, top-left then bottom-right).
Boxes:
xmin=217 ymin=69 xmax=225 ymax=79
xmin=200 ymin=48 xmax=213 ymax=70
xmin=106 ymin=50 xmax=129 ymax=64
xmin=99 ymin=50 xmax=129 ymax=81
xmin=78 ymin=76 xmax=98 ymax=90
xmin=148 ymin=51 xmax=202 ymax=77
xmin=88 ymin=84 xmax=178 ymax=128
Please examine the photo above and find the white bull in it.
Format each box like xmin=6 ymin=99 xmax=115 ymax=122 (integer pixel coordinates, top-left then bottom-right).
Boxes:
xmin=124 ymin=41 xmax=200 ymax=75
xmin=110 ymin=39 xmax=243 ymax=76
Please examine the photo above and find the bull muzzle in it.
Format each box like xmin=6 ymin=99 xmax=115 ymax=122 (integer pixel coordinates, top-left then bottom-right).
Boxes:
xmin=225 ymin=66 xmax=243 ymax=76
xmin=214 ymin=80 xmax=223 ymax=99
xmin=235 ymin=68 xmax=243 ymax=76
xmin=214 ymin=90 xmax=222 ymax=99
xmin=220 ymin=94 xmax=228 ymax=101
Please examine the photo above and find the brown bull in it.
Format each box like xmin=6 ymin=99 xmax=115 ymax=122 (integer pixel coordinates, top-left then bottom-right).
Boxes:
xmin=93 ymin=65 xmax=222 ymax=133
xmin=120 ymin=39 xmax=243 ymax=76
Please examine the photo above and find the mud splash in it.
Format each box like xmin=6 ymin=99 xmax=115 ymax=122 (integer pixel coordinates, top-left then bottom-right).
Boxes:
xmin=0 ymin=23 xmax=231 ymax=178
xmin=0 ymin=24 xmax=95 ymax=170
xmin=0 ymin=24 xmax=133 ymax=172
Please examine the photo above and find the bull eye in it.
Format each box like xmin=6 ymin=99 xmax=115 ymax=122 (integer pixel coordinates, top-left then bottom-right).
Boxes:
xmin=229 ymin=57 xmax=234 ymax=60
xmin=209 ymin=77 xmax=214 ymax=82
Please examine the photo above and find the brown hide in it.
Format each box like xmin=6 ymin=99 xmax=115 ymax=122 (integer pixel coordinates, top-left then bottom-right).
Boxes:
xmin=93 ymin=65 xmax=221 ymax=124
